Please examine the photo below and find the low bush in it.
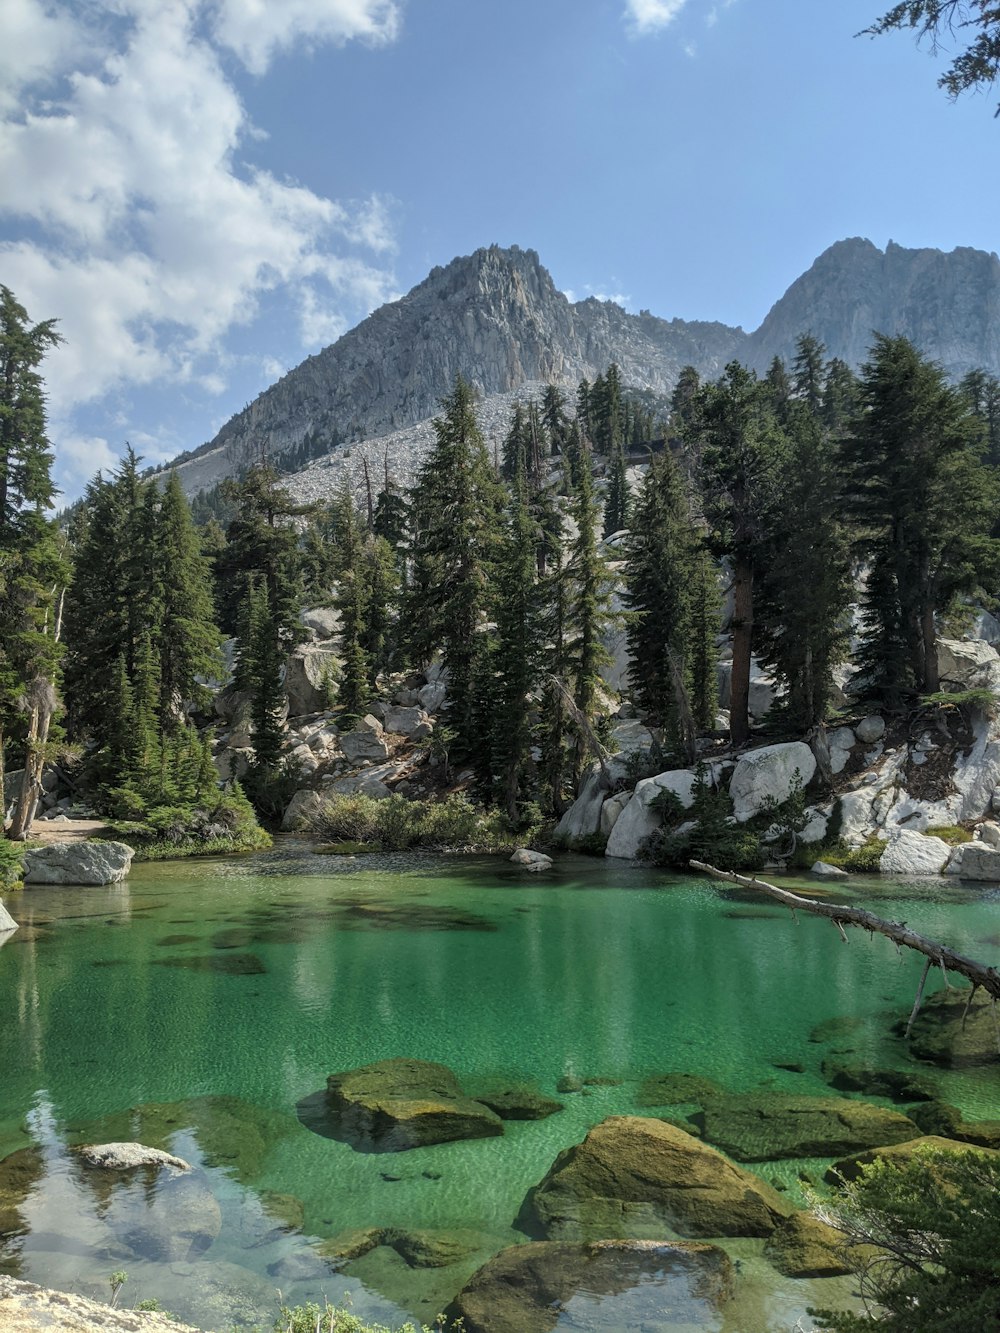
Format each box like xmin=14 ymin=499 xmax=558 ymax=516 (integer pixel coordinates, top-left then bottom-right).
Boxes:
xmin=0 ymin=840 xmax=26 ymax=890
xmin=99 ymin=785 xmax=271 ymax=861
xmin=309 ymin=792 xmax=532 ymax=853
xmin=816 ymin=835 xmax=888 ymax=874
xmin=273 ymin=1302 xmax=454 ymax=1333
xmin=924 ymin=824 xmax=973 ymax=846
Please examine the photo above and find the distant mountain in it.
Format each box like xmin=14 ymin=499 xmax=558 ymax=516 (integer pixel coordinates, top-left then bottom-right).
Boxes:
xmin=747 ymin=237 xmax=1000 ymax=377
xmin=168 ymin=239 xmax=1000 ymax=495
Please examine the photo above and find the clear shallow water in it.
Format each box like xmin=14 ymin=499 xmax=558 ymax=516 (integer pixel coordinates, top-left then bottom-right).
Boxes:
xmin=1 ymin=844 xmax=999 ymax=1330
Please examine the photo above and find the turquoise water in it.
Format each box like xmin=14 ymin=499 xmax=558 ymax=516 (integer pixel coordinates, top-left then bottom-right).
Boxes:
xmin=1 ymin=844 xmax=999 ymax=1329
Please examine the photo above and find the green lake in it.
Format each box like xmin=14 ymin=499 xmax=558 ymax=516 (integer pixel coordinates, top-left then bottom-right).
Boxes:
xmin=1 ymin=844 xmax=999 ymax=1330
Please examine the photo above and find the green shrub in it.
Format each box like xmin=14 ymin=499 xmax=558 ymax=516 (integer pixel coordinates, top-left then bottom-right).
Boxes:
xmin=643 ymin=764 xmax=764 ymax=873
xmin=810 ymin=1146 xmax=1000 ymax=1331
xmin=569 ymin=831 xmax=609 ymax=856
xmin=309 ymin=792 xmax=528 ymax=853
xmin=816 ymin=835 xmax=888 ymax=874
xmin=0 ymin=840 xmax=26 ymax=891
xmin=99 ymin=786 xmax=270 ymax=861
xmin=273 ymin=1302 xmax=449 ymax=1333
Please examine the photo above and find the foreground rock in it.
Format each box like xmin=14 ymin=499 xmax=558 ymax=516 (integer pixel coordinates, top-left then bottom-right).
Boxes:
xmin=448 ymin=1239 xmax=735 ymax=1333
xmin=0 ymin=1277 xmax=199 ymax=1332
xmin=74 ymin=1142 xmax=191 ymax=1172
xmin=466 ymin=1082 xmax=563 ymax=1120
xmin=510 ymin=849 xmax=553 ymax=871
xmin=763 ymin=1212 xmax=854 ymax=1278
xmin=521 ymin=1116 xmax=793 ymax=1239
xmin=879 ymin=829 xmax=952 ymax=877
xmin=825 ymin=1134 xmax=1000 ymax=1184
xmin=906 ymin=986 xmax=1000 ymax=1066
xmin=0 ymin=902 xmax=17 ymax=935
xmin=23 ymin=841 xmax=133 ymax=886
xmin=324 ymin=1058 xmax=503 ymax=1151
xmin=692 ymin=1094 xmax=919 ymax=1161
xmin=605 ymin=769 xmax=697 ymax=860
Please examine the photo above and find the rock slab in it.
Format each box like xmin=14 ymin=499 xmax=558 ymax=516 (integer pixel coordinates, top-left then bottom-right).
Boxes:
xmin=23 ymin=841 xmax=133 ymax=886
xmin=729 ymin=743 xmax=816 ymax=823
xmin=692 ymin=1094 xmax=919 ymax=1161
xmin=324 ymin=1058 xmax=503 ymax=1152
xmin=448 ymin=1239 xmax=735 ymax=1333
xmin=521 ymin=1115 xmax=793 ymax=1239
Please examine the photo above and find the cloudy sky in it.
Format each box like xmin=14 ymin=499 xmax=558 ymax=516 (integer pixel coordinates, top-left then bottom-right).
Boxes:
xmin=2 ymin=0 xmax=998 ymax=500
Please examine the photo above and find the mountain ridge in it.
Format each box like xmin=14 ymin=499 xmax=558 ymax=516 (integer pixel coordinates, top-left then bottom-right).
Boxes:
xmin=168 ymin=238 xmax=1000 ymax=496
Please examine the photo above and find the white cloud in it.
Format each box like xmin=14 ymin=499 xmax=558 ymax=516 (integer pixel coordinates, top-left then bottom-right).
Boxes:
xmin=212 ymin=0 xmax=401 ymax=75
xmin=0 ymin=0 xmax=402 ymax=494
xmin=623 ymin=0 xmax=688 ymax=37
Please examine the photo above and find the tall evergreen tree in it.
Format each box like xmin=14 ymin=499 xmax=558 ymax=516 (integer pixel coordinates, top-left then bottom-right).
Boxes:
xmin=603 ymin=436 xmax=631 ymax=538
xmin=623 ymin=450 xmax=704 ymax=753
xmin=404 ymin=377 xmax=504 ymax=750
xmin=542 ymin=384 xmax=570 ymax=457
xmin=695 ymin=363 xmax=784 ymax=746
xmin=791 ymin=333 xmax=827 ymax=416
xmin=844 ymin=335 xmax=1000 ymax=703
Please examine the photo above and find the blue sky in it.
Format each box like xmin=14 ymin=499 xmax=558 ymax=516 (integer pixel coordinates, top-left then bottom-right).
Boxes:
xmin=2 ymin=0 xmax=998 ymax=500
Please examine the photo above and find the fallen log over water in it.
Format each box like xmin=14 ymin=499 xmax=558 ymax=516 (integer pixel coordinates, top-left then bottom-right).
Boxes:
xmin=689 ymin=861 xmax=1000 ymax=1042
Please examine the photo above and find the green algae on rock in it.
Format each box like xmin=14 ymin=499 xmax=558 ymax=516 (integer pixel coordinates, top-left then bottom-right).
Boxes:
xmin=763 ymin=1211 xmax=855 ymax=1278
xmin=636 ymin=1072 xmax=727 ymax=1106
xmin=906 ymin=986 xmax=1000 ymax=1066
xmin=520 ymin=1115 xmax=793 ymax=1240
xmin=691 ymin=1094 xmax=920 ymax=1161
xmin=322 ymin=1058 xmax=504 ymax=1151
xmin=825 ymin=1134 xmax=1000 ymax=1185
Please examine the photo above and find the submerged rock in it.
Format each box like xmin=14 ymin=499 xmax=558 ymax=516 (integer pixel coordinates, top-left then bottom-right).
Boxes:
xmin=826 ymin=1135 xmax=1000 ymax=1185
xmin=820 ymin=1060 xmax=936 ymax=1102
xmin=692 ymin=1094 xmax=919 ymax=1161
xmin=23 ymin=841 xmax=133 ymax=886
xmin=636 ymin=1073 xmax=726 ymax=1106
xmin=119 ymin=1171 xmax=222 ymax=1261
xmin=520 ymin=1115 xmax=793 ymax=1240
xmin=74 ymin=1143 xmax=191 ymax=1172
xmin=906 ymin=986 xmax=1000 ymax=1066
xmin=448 ymin=1238 xmax=735 ymax=1333
xmin=466 ymin=1082 xmax=563 ymax=1120
xmin=0 ymin=1146 xmax=45 ymax=1243
xmin=317 ymin=1225 xmax=488 ymax=1269
xmin=323 ymin=1058 xmax=503 ymax=1151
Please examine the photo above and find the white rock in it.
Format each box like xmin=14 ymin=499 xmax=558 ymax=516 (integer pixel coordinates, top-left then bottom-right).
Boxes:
xmin=855 ymin=715 xmax=886 ymax=744
xmin=945 ymin=842 xmax=1000 ymax=881
xmin=381 ymin=705 xmax=432 ymax=738
xmin=288 ymin=744 xmax=320 ymax=776
xmin=600 ymin=791 xmax=631 ymax=836
xmin=510 ymin=849 xmax=552 ymax=869
xmin=728 ymin=743 xmax=816 ymax=823
xmin=323 ymin=772 xmax=393 ymax=799
xmin=879 ymin=829 xmax=952 ymax=877
xmin=300 ymin=606 xmax=340 ymax=639
xmin=972 ymin=609 xmax=1000 ymax=646
xmin=77 ymin=1142 xmax=191 ymax=1172
xmin=23 ymin=841 xmax=134 ymax=886
xmin=605 ymin=769 xmax=699 ymax=860
xmin=0 ymin=900 xmax=18 ymax=934
xmin=281 ymin=789 xmax=326 ymax=832
xmin=827 ymin=727 xmax=856 ymax=776
xmin=339 ymin=716 xmax=390 ymax=763
xmin=937 ymin=637 xmax=1000 ymax=689
xmin=213 ymin=746 xmax=251 ymax=783
xmin=811 ymin=861 xmax=848 ymax=879
xmin=611 ymin=719 xmax=654 ymax=754
xmin=554 ymin=766 xmax=616 ymax=843
xmin=284 ymin=645 xmax=340 ymax=716
xmin=800 ymin=808 xmax=829 ymax=845
xmin=748 ymin=674 xmax=779 ymax=720
xmin=418 ymin=680 xmax=447 ymax=713
xmin=975 ymin=821 xmax=1000 ymax=848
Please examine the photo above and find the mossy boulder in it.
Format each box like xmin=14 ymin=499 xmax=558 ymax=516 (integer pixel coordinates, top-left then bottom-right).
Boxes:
xmin=821 ymin=1059 xmax=936 ymax=1102
xmin=825 ymin=1134 xmax=1000 ymax=1185
xmin=692 ymin=1094 xmax=919 ymax=1161
xmin=324 ymin=1058 xmax=503 ymax=1151
xmin=466 ymin=1082 xmax=563 ymax=1121
xmin=906 ymin=987 xmax=1000 ymax=1066
xmin=317 ymin=1225 xmax=488 ymax=1269
xmin=763 ymin=1212 xmax=854 ymax=1278
xmin=520 ymin=1115 xmax=793 ymax=1240
xmin=447 ymin=1239 xmax=735 ymax=1333
xmin=636 ymin=1073 xmax=726 ymax=1106
xmin=903 ymin=1100 xmax=1000 ymax=1147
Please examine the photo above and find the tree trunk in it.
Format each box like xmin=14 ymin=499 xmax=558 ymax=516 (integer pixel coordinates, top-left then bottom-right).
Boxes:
xmin=690 ymin=860 xmax=1000 ymax=1001
xmin=8 ymin=697 xmax=52 ymax=841
xmin=729 ymin=558 xmax=753 ymax=747
xmin=921 ymin=602 xmax=939 ymax=693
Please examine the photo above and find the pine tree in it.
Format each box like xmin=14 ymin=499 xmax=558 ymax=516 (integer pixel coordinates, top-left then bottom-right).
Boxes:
xmin=331 ymin=484 xmax=369 ymax=717
xmin=404 ymin=377 xmax=504 ymax=751
xmin=501 ymin=404 xmax=528 ymax=481
xmin=154 ymin=472 xmax=222 ymax=725
xmin=843 ymin=335 xmax=1000 ymax=703
xmin=234 ymin=576 xmax=285 ymax=771
xmin=489 ymin=465 xmax=545 ymax=819
xmin=822 ymin=357 xmax=859 ymax=433
xmin=960 ymin=368 xmax=1000 ymax=464
xmin=623 ymin=450 xmax=702 ymax=751
xmin=542 ymin=384 xmax=570 ymax=457
xmin=791 ymin=333 xmax=827 ymax=415
xmin=687 ymin=543 xmax=720 ymax=735
xmin=0 ymin=288 xmax=68 ymax=837
xmin=765 ymin=356 xmax=793 ymax=419
xmin=564 ymin=439 xmax=614 ymax=780
xmin=696 ymin=363 xmax=785 ymax=747
xmin=603 ymin=436 xmax=631 ymax=538
xmin=755 ymin=403 xmax=852 ymax=732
